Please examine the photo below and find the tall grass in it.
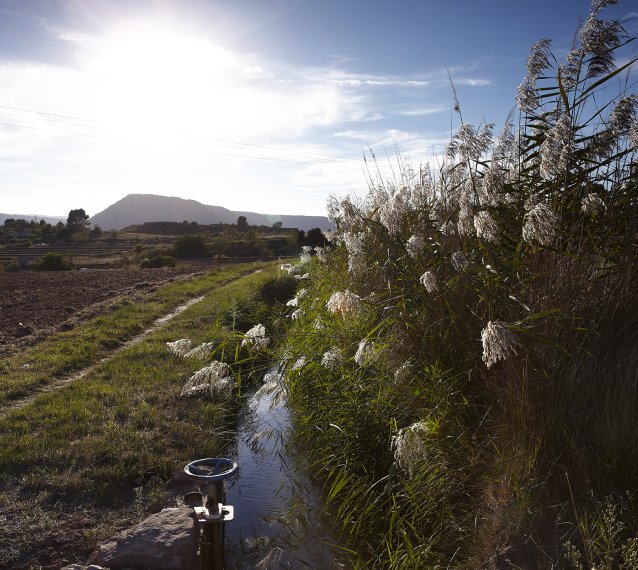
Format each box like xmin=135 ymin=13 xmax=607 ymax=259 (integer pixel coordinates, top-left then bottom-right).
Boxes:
xmin=278 ymin=2 xmax=638 ymax=567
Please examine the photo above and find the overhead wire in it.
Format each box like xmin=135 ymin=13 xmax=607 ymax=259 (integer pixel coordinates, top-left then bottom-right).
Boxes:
xmin=0 ymin=102 xmax=362 ymax=166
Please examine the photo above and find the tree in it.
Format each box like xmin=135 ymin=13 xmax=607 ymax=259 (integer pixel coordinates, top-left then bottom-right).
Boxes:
xmin=306 ymin=227 xmax=327 ymax=247
xmin=173 ymin=234 xmax=207 ymax=258
xmin=246 ymin=228 xmax=258 ymax=247
xmin=272 ymin=221 xmax=283 ymax=230
xmin=237 ymin=216 xmax=249 ymax=232
xmin=66 ymin=209 xmax=89 ymax=232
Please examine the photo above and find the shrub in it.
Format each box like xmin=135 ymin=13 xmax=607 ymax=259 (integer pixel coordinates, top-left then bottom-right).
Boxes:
xmin=37 ymin=252 xmax=72 ymax=271
xmin=172 ymin=234 xmax=207 ymax=258
xmin=140 ymin=255 xmax=175 ymax=268
xmin=258 ymin=274 xmax=297 ymax=306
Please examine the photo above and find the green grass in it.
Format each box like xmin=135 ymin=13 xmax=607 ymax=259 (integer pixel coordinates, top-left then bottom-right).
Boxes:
xmin=0 ymin=262 xmax=266 ymax=404
xmin=0 ymin=263 xmax=292 ymax=568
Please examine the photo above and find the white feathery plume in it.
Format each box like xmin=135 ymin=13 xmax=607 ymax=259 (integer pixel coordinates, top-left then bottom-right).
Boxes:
xmin=481 ymin=320 xmax=519 ymax=368
xmin=406 ymin=234 xmax=425 ymax=258
xmin=479 ymin=167 xmax=505 ymax=206
xmin=343 ymin=231 xmax=366 ymax=275
xmin=181 ymin=361 xmax=234 ymax=398
xmin=314 ymin=246 xmax=327 ymax=262
xmin=326 ymin=290 xmax=360 ymax=318
xmin=526 ymin=38 xmax=552 ymax=79
xmin=292 ymin=356 xmax=306 ymax=370
xmin=581 ymin=193 xmax=606 ymax=216
xmin=517 ymin=39 xmax=552 ymax=112
xmin=254 ymin=372 xmax=281 ymax=400
xmin=581 ymin=12 xmax=622 ymax=78
xmin=299 ymin=245 xmax=313 ymax=264
xmin=523 ymin=203 xmax=559 ymax=246
xmin=517 ymin=77 xmax=538 ymax=113
xmin=379 ymin=185 xmax=410 ymax=235
xmin=391 ymin=420 xmax=430 ymax=477
xmin=591 ymin=0 xmax=618 ymax=13
xmin=166 ymin=339 xmax=193 ymax=357
xmin=457 ymin=204 xmax=475 ymax=237
xmin=451 ymin=251 xmax=469 ymax=272
xmin=540 ymin=114 xmax=573 ymax=179
xmin=321 ymin=347 xmax=343 ymax=370
xmin=609 ymin=95 xmax=637 ymax=135
xmin=474 ymin=211 xmax=500 ymax=243
xmin=447 ymin=123 xmax=493 ymax=162
xmin=184 ymin=341 xmax=215 ymax=359
xmin=419 ymin=271 xmax=439 ymax=293
xmin=241 ymin=324 xmax=270 ymax=351
xmin=354 ymin=339 xmax=375 ymax=366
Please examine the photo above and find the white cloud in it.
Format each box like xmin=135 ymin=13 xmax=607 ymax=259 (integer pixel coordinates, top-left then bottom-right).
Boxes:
xmin=399 ymin=106 xmax=445 ymax=116
xmin=454 ymin=78 xmax=491 ymax=86
xmin=0 ymin=17 xmax=490 ymax=216
xmin=307 ymin=69 xmax=430 ymax=88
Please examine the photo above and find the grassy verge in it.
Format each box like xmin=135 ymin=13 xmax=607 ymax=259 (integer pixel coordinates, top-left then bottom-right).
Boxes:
xmin=0 ymin=262 xmax=266 ymax=405
xmin=0 ymin=263 xmax=294 ymax=569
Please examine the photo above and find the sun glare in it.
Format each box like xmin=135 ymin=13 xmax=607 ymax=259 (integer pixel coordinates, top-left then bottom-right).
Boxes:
xmin=86 ymin=22 xmax=241 ymax=145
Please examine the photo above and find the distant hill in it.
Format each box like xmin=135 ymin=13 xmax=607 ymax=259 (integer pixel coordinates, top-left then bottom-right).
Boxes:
xmin=89 ymin=194 xmax=333 ymax=232
xmin=0 ymin=213 xmax=65 ymax=225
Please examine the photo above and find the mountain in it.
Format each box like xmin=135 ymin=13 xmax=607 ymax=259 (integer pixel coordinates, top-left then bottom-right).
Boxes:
xmin=0 ymin=213 xmax=65 ymax=225
xmin=89 ymin=194 xmax=333 ymax=232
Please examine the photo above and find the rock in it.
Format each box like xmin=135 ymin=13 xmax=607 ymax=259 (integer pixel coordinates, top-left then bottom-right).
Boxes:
xmin=97 ymin=507 xmax=198 ymax=569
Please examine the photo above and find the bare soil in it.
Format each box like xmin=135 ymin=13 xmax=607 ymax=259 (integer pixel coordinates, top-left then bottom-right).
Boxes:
xmin=0 ymin=263 xmax=216 ymax=354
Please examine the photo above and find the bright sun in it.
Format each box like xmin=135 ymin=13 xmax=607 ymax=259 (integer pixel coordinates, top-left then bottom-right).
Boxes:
xmin=85 ymin=22 xmax=242 ymax=146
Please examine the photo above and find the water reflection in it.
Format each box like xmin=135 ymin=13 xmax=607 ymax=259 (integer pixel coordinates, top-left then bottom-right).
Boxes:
xmin=222 ymin=369 xmax=346 ymax=569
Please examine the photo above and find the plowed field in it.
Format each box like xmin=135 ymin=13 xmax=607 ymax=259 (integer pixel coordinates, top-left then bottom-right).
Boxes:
xmin=0 ymin=264 xmax=214 ymax=352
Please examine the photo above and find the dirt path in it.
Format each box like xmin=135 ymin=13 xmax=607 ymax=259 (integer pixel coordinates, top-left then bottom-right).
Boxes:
xmin=0 ymin=295 xmax=205 ymax=415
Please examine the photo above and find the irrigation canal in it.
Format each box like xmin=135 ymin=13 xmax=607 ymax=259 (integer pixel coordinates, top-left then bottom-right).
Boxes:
xmin=194 ymin=367 xmax=347 ymax=569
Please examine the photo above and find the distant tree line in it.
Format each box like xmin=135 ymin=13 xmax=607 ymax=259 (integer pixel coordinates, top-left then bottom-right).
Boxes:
xmin=122 ymin=216 xmax=330 ymax=238
xmin=0 ymin=209 xmax=105 ymax=246
xmin=135 ymin=217 xmax=331 ymax=265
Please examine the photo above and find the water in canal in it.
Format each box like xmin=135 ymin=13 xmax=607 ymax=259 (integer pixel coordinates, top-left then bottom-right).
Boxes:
xmin=221 ymin=368 xmax=347 ymax=569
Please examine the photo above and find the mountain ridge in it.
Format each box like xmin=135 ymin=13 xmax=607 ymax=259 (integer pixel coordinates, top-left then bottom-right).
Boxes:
xmin=0 ymin=213 xmax=66 ymax=225
xmin=89 ymin=194 xmax=333 ymax=232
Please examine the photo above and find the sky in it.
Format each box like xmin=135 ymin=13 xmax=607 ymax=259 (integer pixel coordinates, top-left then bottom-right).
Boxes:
xmin=0 ymin=0 xmax=636 ymax=219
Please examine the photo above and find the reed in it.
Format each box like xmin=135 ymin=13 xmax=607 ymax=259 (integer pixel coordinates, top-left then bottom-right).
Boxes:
xmin=277 ymin=1 xmax=638 ymax=566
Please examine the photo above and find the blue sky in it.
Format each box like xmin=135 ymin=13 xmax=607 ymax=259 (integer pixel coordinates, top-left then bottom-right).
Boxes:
xmin=0 ymin=0 xmax=635 ymax=218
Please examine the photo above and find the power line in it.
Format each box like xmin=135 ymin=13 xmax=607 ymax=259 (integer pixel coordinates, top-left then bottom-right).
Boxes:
xmin=0 ymin=102 xmax=361 ymax=164
xmin=0 ymin=104 xmax=103 ymax=126
xmin=0 ymin=118 xmax=323 ymax=166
